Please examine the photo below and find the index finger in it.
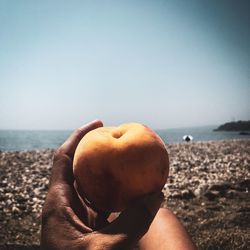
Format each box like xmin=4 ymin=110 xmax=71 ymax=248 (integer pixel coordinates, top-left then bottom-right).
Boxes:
xmin=51 ymin=120 xmax=103 ymax=186
xmin=58 ymin=119 xmax=103 ymax=160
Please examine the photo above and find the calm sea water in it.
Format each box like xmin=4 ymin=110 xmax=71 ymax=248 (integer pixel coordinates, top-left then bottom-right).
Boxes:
xmin=0 ymin=126 xmax=249 ymax=151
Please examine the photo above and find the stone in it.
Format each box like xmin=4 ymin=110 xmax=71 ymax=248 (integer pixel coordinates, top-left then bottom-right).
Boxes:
xmin=226 ymin=190 xmax=238 ymax=198
xmin=170 ymin=190 xmax=195 ymax=199
xmin=209 ymin=182 xmax=232 ymax=193
xmin=180 ymin=189 xmax=196 ymax=199
xmin=237 ymin=179 xmax=250 ymax=190
xmin=204 ymin=190 xmax=220 ymax=201
xmin=12 ymin=206 xmax=20 ymax=213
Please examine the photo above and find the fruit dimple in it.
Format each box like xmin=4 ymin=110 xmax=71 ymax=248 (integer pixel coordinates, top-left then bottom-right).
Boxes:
xmin=112 ymin=131 xmax=122 ymax=139
xmin=112 ymin=129 xmax=127 ymax=139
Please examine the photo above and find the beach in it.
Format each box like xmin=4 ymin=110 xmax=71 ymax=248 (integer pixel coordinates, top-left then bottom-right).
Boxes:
xmin=0 ymin=139 xmax=249 ymax=250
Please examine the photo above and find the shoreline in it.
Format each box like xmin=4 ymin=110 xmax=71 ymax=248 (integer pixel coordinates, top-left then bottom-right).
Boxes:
xmin=0 ymin=139 xmax=249 ymax=249
xmin=0 ymin=137 xmax=249 ymax=152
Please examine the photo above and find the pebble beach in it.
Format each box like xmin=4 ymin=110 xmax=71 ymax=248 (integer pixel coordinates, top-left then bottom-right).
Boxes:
xmin=0 ymin=139 xmax=249 ymax=250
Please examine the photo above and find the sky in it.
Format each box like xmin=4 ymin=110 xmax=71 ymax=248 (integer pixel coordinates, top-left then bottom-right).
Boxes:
xmin=0 ymin=0 xmax=249 ymax=130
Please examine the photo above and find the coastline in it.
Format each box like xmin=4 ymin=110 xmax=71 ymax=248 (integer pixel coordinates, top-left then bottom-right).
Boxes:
xmin=0 ymin=139 xmax=249 ymax=249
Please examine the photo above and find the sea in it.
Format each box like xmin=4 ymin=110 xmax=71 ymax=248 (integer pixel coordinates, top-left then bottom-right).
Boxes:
xmin=0 ymin=125 xmax=250 ymax=151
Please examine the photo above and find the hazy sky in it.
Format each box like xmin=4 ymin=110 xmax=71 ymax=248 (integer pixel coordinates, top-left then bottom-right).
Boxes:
xmin=0 ymin=0 xmax=249 ymax=130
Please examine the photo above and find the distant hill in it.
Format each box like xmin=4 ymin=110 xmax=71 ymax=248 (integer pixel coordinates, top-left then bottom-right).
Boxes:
xmin=214 ymin=120 xmax=250 ymax=131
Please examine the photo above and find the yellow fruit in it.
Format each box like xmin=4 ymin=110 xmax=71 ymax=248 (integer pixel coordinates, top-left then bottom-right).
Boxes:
xmin=73 ymin=123 xmax=169 ymax=212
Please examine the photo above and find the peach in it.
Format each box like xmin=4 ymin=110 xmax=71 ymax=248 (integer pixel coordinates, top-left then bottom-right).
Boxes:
xmin=73 ymin=123 xmax=169 ymax=212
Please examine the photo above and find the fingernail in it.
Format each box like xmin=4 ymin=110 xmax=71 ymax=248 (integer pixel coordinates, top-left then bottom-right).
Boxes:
xmin=144 ymin=192 xmax=164 ymax=217
xmin=90 ymin=119 xmax=101 ymax=125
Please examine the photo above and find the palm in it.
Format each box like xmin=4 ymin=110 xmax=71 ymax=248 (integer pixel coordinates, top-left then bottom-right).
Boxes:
xmin=41 ymin=120 xmax=162 ymax=250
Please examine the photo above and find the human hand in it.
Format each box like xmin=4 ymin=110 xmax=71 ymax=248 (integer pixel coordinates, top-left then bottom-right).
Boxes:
xmin=41 ymin=120 xmax=164 ymax=250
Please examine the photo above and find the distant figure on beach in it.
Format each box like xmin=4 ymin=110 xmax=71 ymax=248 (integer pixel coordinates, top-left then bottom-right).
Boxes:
xmin=40 ymin=120 xmax=197 ymax=250
xmin=183 ymin=135 xmax=193 ymax=142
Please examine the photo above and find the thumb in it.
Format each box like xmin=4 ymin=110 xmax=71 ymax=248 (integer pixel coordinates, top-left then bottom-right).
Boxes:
xmin=99 ymin=192 xmax=164 ymax=247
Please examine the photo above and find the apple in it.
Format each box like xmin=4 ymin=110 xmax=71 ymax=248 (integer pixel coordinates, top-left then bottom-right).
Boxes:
xmin=73 ymin=123 xmax=169 ymax=212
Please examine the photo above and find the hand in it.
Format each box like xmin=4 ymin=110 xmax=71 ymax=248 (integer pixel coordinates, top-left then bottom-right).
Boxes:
xmin=41 ymin=120 xmax=163 ymax=250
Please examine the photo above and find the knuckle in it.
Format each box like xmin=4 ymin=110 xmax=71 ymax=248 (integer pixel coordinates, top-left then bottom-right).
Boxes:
xmin=74 ymin=128 xmax=85 ymax=140
xmin=41 ymin=203 xmax=68 ymax=225
xmin=75 ymin=127 xmax=83 ymax=134
xmin=53 ymin=149 xmax=63 ymax=161
xmin=41 ymin=206 xmax=56 ymax=225
xmin=53 ymin=149 xmax=71 ymax=165
xmin=41 ymin=195 xmax=60 ymax=224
